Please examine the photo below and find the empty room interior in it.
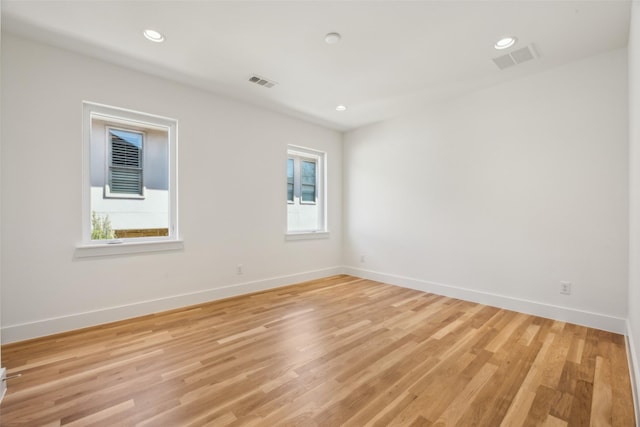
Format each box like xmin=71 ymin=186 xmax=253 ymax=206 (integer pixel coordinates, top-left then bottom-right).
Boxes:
xmin=2 ymin=0 xmax=640 ymax=425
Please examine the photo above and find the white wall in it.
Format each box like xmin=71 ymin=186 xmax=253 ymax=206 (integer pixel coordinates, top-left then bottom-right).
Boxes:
xmin=344 ymin=48 xmax=629 ymax=332
xmin=0 ymin=34 xmax=342 ymax=342
xmin=628 ymin=0 xmax=640 ymax=414
xmin=0 ymin=28 xmax=632 ymax=349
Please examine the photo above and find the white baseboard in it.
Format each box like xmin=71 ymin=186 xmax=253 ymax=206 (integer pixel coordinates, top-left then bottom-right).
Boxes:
xmin=3 ymin=266 xmax=628 ymax=343
xmin=1 ymin=266 xmax=344 ymax=344
xmin=344 ymin=266 xmax=627 ymax=334
xmin=626 ymin=320 xmax=640 ymax=425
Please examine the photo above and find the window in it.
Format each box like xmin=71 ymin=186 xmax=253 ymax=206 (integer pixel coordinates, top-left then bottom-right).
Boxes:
xmin=78 ymin=102 xmax=181 ymax=256
xmin=106 ymin=127 xmax=144 ymax=197
xmin=301 ymin=160 xmax=316 ymax=203
xmin=287 ymin=146 xmax=327 ymax=238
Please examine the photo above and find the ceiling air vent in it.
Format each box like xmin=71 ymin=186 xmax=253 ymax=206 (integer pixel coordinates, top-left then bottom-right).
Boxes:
xmin=492 ymin=44 xmax=538 ymax=70
xmin=248 ymin=74 xmax=277 ymax=88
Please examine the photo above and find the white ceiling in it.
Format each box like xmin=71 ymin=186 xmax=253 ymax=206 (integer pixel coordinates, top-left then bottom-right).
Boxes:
xmin=2 ymin=0 xmax=631 ymax=131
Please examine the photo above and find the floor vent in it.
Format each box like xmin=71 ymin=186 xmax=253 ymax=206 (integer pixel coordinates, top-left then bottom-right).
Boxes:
xmin=492 ymin=44 xmax=538 ymax=70
xmin=248 ymin=75 xmax=277 ymax=88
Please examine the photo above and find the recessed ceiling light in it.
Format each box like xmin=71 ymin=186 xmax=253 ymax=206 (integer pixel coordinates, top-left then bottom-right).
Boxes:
xmin=143 ymin=29 xmax=165 ymax=43
xmin=325 ymin=32 xmax=342 ymax=44
xmin=494 ymin=36 xmax=516 ymax=50
xmin=336 ymin=105 xmax=347 ymax=112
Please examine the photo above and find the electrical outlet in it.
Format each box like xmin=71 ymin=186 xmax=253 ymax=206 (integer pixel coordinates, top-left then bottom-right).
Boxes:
xmin=560 ymin=281 xmax=572 ymax=295
xmin=237 ymin=264 xmax=243 ymax=275
xmin=360 ymin=255 xmax=365 ymax=263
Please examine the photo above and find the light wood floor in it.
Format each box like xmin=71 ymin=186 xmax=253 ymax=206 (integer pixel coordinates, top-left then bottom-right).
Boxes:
xmin=0 ymin=275 xmax=635 ymax=426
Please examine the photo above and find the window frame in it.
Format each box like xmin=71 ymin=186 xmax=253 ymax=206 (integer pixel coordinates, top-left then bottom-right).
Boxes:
xmin=77 ymin=102 xmax=182 ymax=257
xmin=286 ymin=145 xmax=328 ymax=239
xmin=105 ymin=126 xmax=145 ymax=199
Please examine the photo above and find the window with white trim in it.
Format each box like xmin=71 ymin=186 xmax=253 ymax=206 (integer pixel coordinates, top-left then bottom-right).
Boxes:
xmin=81 ymin=102 xmax=178 ymax=249
xmin=287 ymin=146 xmax=326 ymax=235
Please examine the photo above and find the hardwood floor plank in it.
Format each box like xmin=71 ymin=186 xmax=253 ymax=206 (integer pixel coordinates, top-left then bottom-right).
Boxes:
xmin=611 ymin=335 xmax=636 ymax=426
xmin=541 ymin=329 xmax=574 ymax=390
xmin=500 ymin=331 xmax=556 ymax=426
xmin=432 ymin=361 xmax=498 ymax=426
xmin=64 ymin=399 xmax=134 ymax=427
xmin=342 ymin=354 xmax=442 ymax=426
xmin=590 ymin=356 xmax=613 ymax=426
xmin=524 ymin=385 xmax=561 ymax=427
xmin=570 ymin=380 xmax=594 ymax=425
xmin=0 ymin=275 xmax=634 ymax=426
xmin=543 ymin=414 xmax=569 ymax=427
xmin=550 ymin=391 xmax=574 ymax=422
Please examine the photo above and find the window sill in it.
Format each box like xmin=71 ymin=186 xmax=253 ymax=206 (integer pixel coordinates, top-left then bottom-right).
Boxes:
xmin=104 ymin=195 xmax=146 ymax=200
xmin=285 ymin=231 xmax=329 ymax=241
xmin=75 ymin=239 xmax=184 ymax=258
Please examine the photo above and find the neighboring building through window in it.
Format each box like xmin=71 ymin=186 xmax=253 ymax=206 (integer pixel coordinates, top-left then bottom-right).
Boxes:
xmin=287 ymin=146 xmax=326 ymax=234
xmin=82 ymin=102 xmax=178 ymax=243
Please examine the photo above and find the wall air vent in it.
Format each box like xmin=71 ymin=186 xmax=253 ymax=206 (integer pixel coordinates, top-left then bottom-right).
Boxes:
xmin=248 ymin=75 xmax=277 ymax=88
xmin=492 ymin=44 xmax=538 ymax=70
